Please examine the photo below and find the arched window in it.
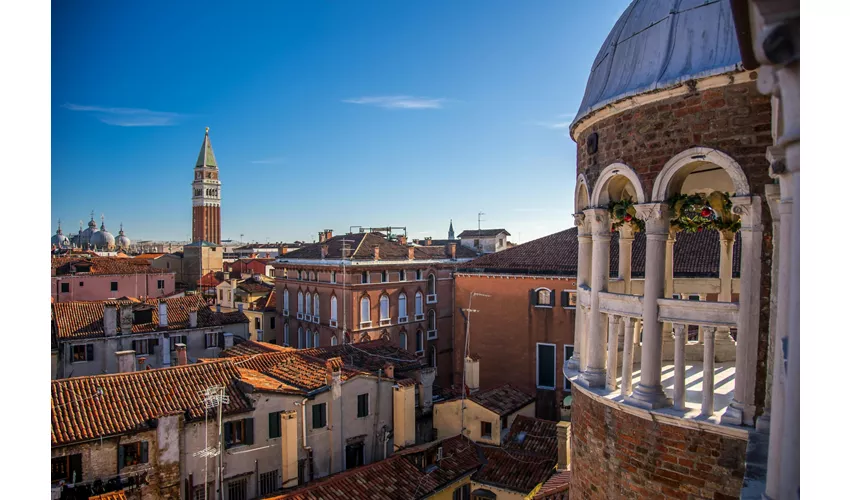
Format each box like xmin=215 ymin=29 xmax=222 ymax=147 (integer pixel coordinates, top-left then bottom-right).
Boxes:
xmin=427 ymin=310 xmax=437 ymax=337
xmin=379 ymin=295 xmax=390 ymax=320
xmin=415 ymin=292 xmax=423 ymax=316
xmin=313 ymin=331 xmax=320 ymax=347
xmin=360 ymin=296 xmax=371 ymax=325
xmin=535 ymin=288 xmax=553 ymax=307
xmin=305 ymin=330 xmax=312 ymax=348
xmin=297 ymin=291 xmax=304 ymax=314
xmin=283 ymin=289 xmax=290 ymax=312
xmin=430 ymin=346 xmax=437 ymax=368
xmin=398 ymin=293 xmax=407 ymax=320
xmin=284 ymin=324 xmax=290 ymax=346
xmin=313 ymin=292 xmax=320 ymax=318
xmin=331 ymin=335 xmax=338 ymax=346
xmin=399 ymin=331 xmax=408 ymax=350
xmin=298 ymin=327 xmax=304 ymax=348
xmin=305 ymin=293 xmax=312 ymax=318
xmin=309 ymin=271 xmax=315 ymax=281
xmin=330 ymin=295 xmax=338 ymax=322
xmin=416 ymin=330 xmax=424 ymax=353
xmin=427 ymin=274 xmax=436 ymax=295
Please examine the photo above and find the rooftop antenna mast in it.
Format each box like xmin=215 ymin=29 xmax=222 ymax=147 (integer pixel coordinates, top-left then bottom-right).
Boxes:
xmin=461 ymin=291 xmax=490 ymax=442
xmin=339 ymin=239 xmax=355 ymax=344
xmin=478 ymin=212 xmax=485 ymax=233
xmin=195 ymin=385 xmax=229 ymax=500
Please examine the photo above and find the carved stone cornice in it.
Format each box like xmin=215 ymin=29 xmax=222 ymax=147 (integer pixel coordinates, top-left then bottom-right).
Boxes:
xmin=634 ymin=203 xmax=671 ymax=236
xmin=584 ymin=208 xmax=611 ymax=240
xmin=731 ymin=196 xmax=764 ymax=231
xmin=617 ymin=224 xmax=635 ymax=240
xmin=573 ymin=213 xmax=591 ymax=238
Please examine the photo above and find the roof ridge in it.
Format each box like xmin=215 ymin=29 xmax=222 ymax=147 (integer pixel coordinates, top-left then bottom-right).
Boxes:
xmin=51 ymin=358 xmax=233 ymax=384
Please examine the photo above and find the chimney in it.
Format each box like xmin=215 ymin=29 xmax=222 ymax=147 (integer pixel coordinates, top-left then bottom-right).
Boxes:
xmin=556 ymin=421 xmax=571 ymax=470
xmin=464 ymin=356 xmax=480 ymax=393
xmin=158 ymin=300 xmax=168 ymax=328
xmin=104 ymin=304 xmax=118 ymax=337
xmin=398 ymin=235 xmax=407 ymax=245
xmin=237 ymin=303 xmax=244 ymax=312
xmin=325 ymin=229 xmax=333 ymax=240
xmin=116 ymin=350 xmax=136 ymax=373
xmin=160 ymin=333 xmax=171 ymax=366
xmin=425 ymin=237 xmax=432 ymax=246
xmin=175 ymin=343 xmax=188 ymax=366
xmin=189 ymin=310 xmax=198 ymax=328
xmin=383 ymin=363 xmax=395 ymax=379
xmin=119 ymin=304 xmax=133 ymax=334
xmin=408 ymin=245 xmax=415 ymax=260
xmin=325 ymin=358 xmax=340 ymax=384
xmin=223 ymin=332 xmax=234 ymax=348
xmin=393 ymin=381 xmax=416 ymax=449
xmin=373 ymin=245 xmax=380 ymax=261
xmin=321 ymin=244 xmax=329 ymax=259
xmin=449 ymin=243 xmax=457 ymax=260
xmin=281 ymin=247 xmax=288 ymax=256
xmin=280 ymin=411 xmax=300 ymax=488
xmin=318 ymin=231 xmax=326 ymax=243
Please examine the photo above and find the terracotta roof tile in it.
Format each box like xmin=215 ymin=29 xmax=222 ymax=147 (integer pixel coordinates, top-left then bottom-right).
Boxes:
xmin=473 ymin=446 xmax=556 ymax=494
xmin=220 ymin=339 xmax=292 ymax=357
xmin=534 ymin=469 xmax=571 ymax=499
xmin=460 ymin=227 xmax=741 ymax=277
xmin=51 ymin=360 xmax=251 ymax=446
xmin=270 ymin=435 xmax=483 ymax=500
xmin=457 ymin=229 xmax=511 ymax=238
xmin=469 ymin=385 xmax=535 ymax=416
xmin=52 ymin=256 xmax=167 ymax=276
xmin=52 ymin=295 xmax=248 ymax=340
xmin=225 ymin=351 xmax=362 ymax=392
xmin=503 ymin=415 xmax=559 ymax=457
xmin=301 ymin=339 xmax=423 ymax=373
xmin=281 ymin=232 xmax=471 ymax=262
xmin=236 ymin=368 xmax=303 ymax=395
xmin=88 ymin=491 xmax=128 ymax=500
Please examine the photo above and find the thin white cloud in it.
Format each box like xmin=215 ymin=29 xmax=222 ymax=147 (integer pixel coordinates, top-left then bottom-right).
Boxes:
xmin=534 ymin=112 xmax=577 ymax=130
xmin=343 ymin=96 xmax=447 ymax=109
xmin=62 ymin=103 xmax=187 ymax=126
xmin=251 ymin=158 xmax=286 ymax=164
xmin=513 ymin=208 xmax=545 ymax=213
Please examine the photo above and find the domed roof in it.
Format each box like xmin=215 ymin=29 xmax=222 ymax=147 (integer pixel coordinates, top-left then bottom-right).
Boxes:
xmin=571 ymin=0 xmax=742 ymax=130
xmin=91 ymin=220 xmax=115 ymax=249
xmin=51 ymin=221 xmax=70 ymax=247
xmin=116 ymin=224 xmax=131 ymax=249
xmin=79 ymin=215 xmax=98 ymax=246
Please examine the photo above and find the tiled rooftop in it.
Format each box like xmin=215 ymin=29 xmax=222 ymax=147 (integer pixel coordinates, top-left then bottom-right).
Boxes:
xmin=88 ymin=491 xmax=128 ymax=500
xmin=474 ymin=446 xmax=557 ymax=495
xmin=236 ymin=367 xmax=303 ymax=395
xmin=280 ymin=232 xmax=473 ymax=262
xmin=457 ymin=229 xmax=511 ymax=238
xmin=269 ymin=435 xmax=483 ymax=500
xmin=222 ymin=351 xmax=360 ymax=393
xmin=302 ymin=339 xmax=424 ymax=374
xmin=534 ymin=469 xmax=572 ymax=499
xmin=220 ymin=339 xmax=292 ymax=357
xmin=51 ymin=360 xmax=251 ymax=446
xmin=52 ymin=295 xmax=248 ymax=340
xmin=52 ymin=256 xmax=167 ymax=276
xmin=470 ymin=385 xmax=535 ymax=416
xmin=503 ymin=415 xmax=559 ymax=457
xmin=459 ymin=227 xmax=741 ymax=277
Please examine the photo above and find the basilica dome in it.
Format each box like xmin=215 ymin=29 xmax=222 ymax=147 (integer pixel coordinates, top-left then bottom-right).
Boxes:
xmin=115 ymin=224 xmax=131 ymax=250
xmin=51 ymin=222 xmax=70 ymax=248
xmin=91 ymin=221 xmax=115 ymax=250
xmin=78 ymin=216 xmax=99 ymax=247
xmin=571 ymin=0 xmax=742 ymax=132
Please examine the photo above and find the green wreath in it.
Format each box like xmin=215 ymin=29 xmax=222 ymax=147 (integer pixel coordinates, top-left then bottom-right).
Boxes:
xmin=667 ymin=191 xmax=741 ymax=233
xmin=608 ymin=197 xmax=645 ymax=233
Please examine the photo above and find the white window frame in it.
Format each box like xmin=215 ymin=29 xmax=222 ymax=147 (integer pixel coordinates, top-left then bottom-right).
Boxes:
xmin=205 ymin=332 xmax=218 ymax=349
xmin=283 ymin=289 xmax=290 ymax=316
xmin=313 ymin=331 xmax=320 ymax=348
xmin=313 ymin=293 xmax=320 ymax=322
xmin=416 ymin=330 xmax=424 ymax=353
xmin=398 ymin=293 xmax=408 ymax=324
xmin=331 ymin=335 xmax=338 ymax=346
xmin=414 ymin=292 xmax=424 ymax=320
xmin=361 ymin=271 xmax=370 ymax=284
xmin=360 ymin=296 xmax=372 ymax=329
xmin=398 ymin=269 xmax=406 ymax=282
xmin=426 ymin=274 xmax=437 ymax=303
xmin=330 ymin=271 xmax=336 ymax=284
xmin=381 ymin=271 xmax=389 ymax=283
xmin=427 ymin=310 xmax=437 ymax=339
xmin=564 ymin=344 xmax=574 ymax=391
xmin=379 ymin=295 xmax=391 ymax=325
xmin=305 ymin=293 xmax=313 ymax=322
xmin=399 ymin=331 xmax=408 ymax=350
xmin=416 ymin=270 xmax=423 ymax=281
xmin=536 ymin=342 xmax=557 ymax=390
xmin=297 ymin=291 xmax=304 ymax=320
xmin=330 ymin=295 xmax=338 ymax=327
xmin=534 ymin=287 xmax=554 ymax=308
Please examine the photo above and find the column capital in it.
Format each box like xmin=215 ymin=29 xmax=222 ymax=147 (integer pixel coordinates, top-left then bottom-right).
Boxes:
xmin=702 ymin=326 xmax=717 ymax=337
xmin=584 ymin=208 xmax=611 ymax=240
xmin=573 ymin=212 xmax=586 ymax=227
xmin=634 ymin=203 xmax=671 ymax=237
xmin=608 ymin=314 xmax=622 ymax=326
xmin=731 ymin=195 xmax=764 ymax=231
xmin=672 ymin=323 xmax=686 ymax=339
xmin=622 ymin=316 xmax=636 ymax=329
xmin=617 ymin=224 xmax=635 ymax=240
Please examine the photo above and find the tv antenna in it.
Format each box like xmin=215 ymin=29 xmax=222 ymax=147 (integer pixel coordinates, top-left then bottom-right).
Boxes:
xmin=460 ymin=291 xmax=490 ymax=442
xmin=477 ymin=212 xmax=485 ymax=233
xmin=196 ymin=385 xmax=229 ymax=500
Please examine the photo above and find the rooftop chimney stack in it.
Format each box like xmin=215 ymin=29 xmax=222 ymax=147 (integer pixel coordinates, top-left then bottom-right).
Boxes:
xmin=223 ymin=332 xmax=234 ymax=348
xmin=104 ymin=304 xmax=118 ymax=337
xmin=408 ymin=245 xmax=415 ymax=260
xmin=464 ymin=356 xmax=480 ymax=393
xmin=318 ymin=232 xmax=326 ymax=243
xmin=449 ymin=243 xmax=457 ymax=260
xmin=116 ymin=350 xmax=136 ymax=373
xmin=325 ymin=229 xmax=333 ymax=240
xmin=189 ymin=310 xmax=198 ymax=328
xmin=384 ymin=363 xmax=395 ymax=379
xmin=373 ymin=245 xmax=380 ymax=261
xmin=119 ymin=305 xmax=133 ymax=334
xmin=556 ymin=421 xmax=571 ymax=470
xmin=175 ymin=343 xmax=188 ymax=366
xmin=158 ymin=301 xmax=168 ymax=328
xmin=398 ymin=235 xmax=407 ymax=245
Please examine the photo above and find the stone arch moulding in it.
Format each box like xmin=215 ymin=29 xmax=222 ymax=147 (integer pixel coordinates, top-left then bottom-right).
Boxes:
xmin=589 ymin=163 xmax=646 ymax=207
xmin=575 ymin=173 xmax=590 ymax=213
xmin=652 ymin=147 xmax=750 ymax=201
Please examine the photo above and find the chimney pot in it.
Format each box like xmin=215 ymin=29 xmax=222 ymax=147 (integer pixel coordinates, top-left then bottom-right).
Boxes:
xmin=175 ymin=343 xmax=188 ymax=366
xmin=321 ymin=244 xmax=329 ymax=259
xmin=373 ymin=245 xmax=380 ymax=261
xmin=119 ymin=304 xmax=134 ymax=334
xmin=449 ymin=243 xmax=457 ymax=260
xmin=556 ymin=421 xmax=571 ymax=470
xmin=116 ymin=350 xmax=136 ymax=373
xmin=104 ymin=304 xmax=118 ymax=337
xmin=408 ymin=245 xmax=415 ymax=260
xmin=398 ymin=235 xmax=407 ymax=245
xmin=384 ymin=363 xmax=395 ymax=379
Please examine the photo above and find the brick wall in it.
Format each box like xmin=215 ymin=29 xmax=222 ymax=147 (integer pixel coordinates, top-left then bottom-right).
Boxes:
xmin=575 ymin=77 xmax=774 ymax=419
xmin=569 ymin=389 xmax=747 ymax=500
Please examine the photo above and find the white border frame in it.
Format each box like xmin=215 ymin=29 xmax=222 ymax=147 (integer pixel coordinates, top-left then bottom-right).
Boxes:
xmin=536 ymin=342 xmax=557 ymax=390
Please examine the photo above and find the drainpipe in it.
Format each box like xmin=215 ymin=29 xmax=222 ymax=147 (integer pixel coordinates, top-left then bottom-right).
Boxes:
xmin=299 ymin=397 xmax=312 ymax=482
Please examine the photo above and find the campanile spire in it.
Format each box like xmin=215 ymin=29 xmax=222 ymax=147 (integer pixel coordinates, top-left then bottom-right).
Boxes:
xmin=191 ymin=127 xmax=222 ymax=244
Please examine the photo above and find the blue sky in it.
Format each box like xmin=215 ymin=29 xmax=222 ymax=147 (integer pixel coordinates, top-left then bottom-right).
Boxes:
xmin=51 ymin=0 xmax=630 ymax=244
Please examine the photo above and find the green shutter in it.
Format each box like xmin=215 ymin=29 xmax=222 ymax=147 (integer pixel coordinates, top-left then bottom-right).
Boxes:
xmin=224 ymin=422 xmax=232 ymax=448
xmin=312 ymin=405 xmax=320 ymax=429
xmin=530 ymin=289 xmax=536 ymax=306
xmin=141 ymin=441 xmax=149 ymax=463
xmin=118 ymin=445 xmax=125 ymax=471
xmin=245 ymin=418 xmax=254 ymax=445
xmin=86 ymin=344 xmax=94 ymax=361
xmin=269 ymin=412 xmax=281 ymax=439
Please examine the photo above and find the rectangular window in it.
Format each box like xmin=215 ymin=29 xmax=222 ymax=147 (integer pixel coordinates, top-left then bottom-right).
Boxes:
xmin=110 ymin=281 xmax=118 ymax=292
xmin=564 ymin=344 xmax=575 ymax=392
xmin=132 ymin=339 xmax=156 ymax=356
xmin=357 ymin=393 xmax=369 ymax=418
xmin=562 ymin=290 xmax=577 ymax=308
xmin=361 ymin=271 xmax=369 ymax=284
xmin=157 ymin=279 xmax=165 ymax=289
xmin=453 ymin=484 xmax=471 ymax=500
xmin=226 ymin=477 xmax=247 ymax=500
xmin=60 ymin=282 xmax=70 ymax=293
xmin=224 ymin=418 xmax=254 ymax=448
xmin=381 ymin=271 xmax=388 ymax=283
xmin=260 ymin=470 xmax=279 ymax=496
xmin=118 ymin=441 xmax=149 ymax=469
xmin=398 ymin=270 xmax=406 ymax=281
xmin=268 ymin=411 xmax=282 ymax=439
xmin=79 ymin=281 xmax=84 ymax=287
xmin=51 ymin=454 xmax=82 ymax=483
xmin=205 ymin=332 xmax=218 ymax=348
xmin=416 ymin=270 xmax=422 ymax=281
xmin=169 ymin=335 xmax=187 ymax=352
xmin=345 ymin=442 xmax=365 ymax=470
xmin=312 ymin=403 xmax=327 ymax=429
xmin=536 ymin=343 xmax=556 ymax=389
xmin=219 ymin=289 xmax=223 ymax=300
xmin=330 ymin=271 xmax=336 ymax=283
xmin=192 ymin=483 xmax=213 ymax=500
xmin=270 ymin=317 xmax=276 ymax=330
xmin=480 ymin=421 xmax=492 ymax=439
xmin=71 ymin=344 xmax=94 ymax=363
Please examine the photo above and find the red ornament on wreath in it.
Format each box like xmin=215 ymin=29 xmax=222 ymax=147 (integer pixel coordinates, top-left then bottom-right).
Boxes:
xmin=700 ymin=207 xmax=712 ymax=218
xmin=697 ymin=226 xmax=704 ymax=232
xmin=624 ymin=214 xmax=632 ymax=222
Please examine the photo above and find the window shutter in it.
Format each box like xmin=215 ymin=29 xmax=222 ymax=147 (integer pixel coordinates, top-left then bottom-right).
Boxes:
xmin=224 ymin=422 xmax=232 ymax=447
xmin=86 ymin=344 xmax=94 ymax=361
xmin=245 ymin=418 xmax=254 ymax=445
xmin=529 ymin=289 xmax=536 ymax=306
xmin=132 ymin=341 xmax=138 ymax=353
xmin=118 ymin=445 xmax=125 ymax=471
xmin=561 ymin=290 xmax=568 ymax=307
xmin=312 ymin=406 xmax=319 ymax=429
xmin=69 ymin=454 xmax=82 ymax=481
xmin=141 ymin=441 xmax=149 ymax=463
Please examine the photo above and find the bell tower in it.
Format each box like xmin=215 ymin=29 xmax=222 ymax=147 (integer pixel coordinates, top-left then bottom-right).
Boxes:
xmin=191 ymin=127 xmax=222 ymax=244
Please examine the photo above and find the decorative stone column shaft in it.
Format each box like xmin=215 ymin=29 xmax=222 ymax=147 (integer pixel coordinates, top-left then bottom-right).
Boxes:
xmin=715 ymin=229 xmax=737 ymax=361
xmin=721 ymin=196 xmax=763 ymax=426
xmin=618 ymin=225 xmax=635 ymax=295
xmin=625 ymin=203 xmax=671 ymax=409
xmin=621 ymin=316 xmax=636 ymax=397
xmin=661 ymin=231 xmax=677 ymax=361
xmin=606 ymin=314 xmax=621 ymax=391
xmin=702 ymin=326 xmax=717 ymax=417
xmin=568 ymin=214 xmax=592 ymax=371
xmin=759 ymin=182 xmax=781 ymax=432
xmin=578 ymin=208 xmax=610 ymax=388
xmin=672 ymin=323 xmax=687 ymax=411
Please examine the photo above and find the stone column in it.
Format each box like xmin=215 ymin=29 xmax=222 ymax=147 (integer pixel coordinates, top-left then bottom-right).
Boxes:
xmin=568 ymin=214 xmax=592 ymax=371
xmin=578 ymin=208 xmax=610 ymax=388
xmin=759 ymin=182 xmax=781 ymax=433
xmin=606 ymin=314 xmax=621 ymax=391
xmin=661 ymin=232 xmax=676 ymax=360
xmin=715 ymin=230 xmax=737 ymax=361
xmin=672 ymin=323 xmax=687 ymax=411
xmin=621 ymin=316 xmax=636 ymax=397
xmin=697 ymin=294 xmax=707 ymax=343
xmin=625 ymin=203 xmax=671 ymax=409
xmin=721 ymin=196 xmax=763 ymax=426
xmin=702 ymin=326 xmax=716 ymax=417
xmin=617 ymin=225 xmax=635 ymax=295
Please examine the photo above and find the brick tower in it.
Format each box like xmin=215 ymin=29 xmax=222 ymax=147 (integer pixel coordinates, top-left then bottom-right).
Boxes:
xmin=191 ymin=127 xmax=221 ymax=244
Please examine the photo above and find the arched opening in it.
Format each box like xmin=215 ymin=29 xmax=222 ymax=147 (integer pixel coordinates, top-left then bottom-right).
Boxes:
xmin=427 ymin=274 xmax=436 ymax=295
xmin=590 ymin=163 xmax=645 ymax=207
xmin=313 ymin=293 xmax=320 ymax=318
xmin=331 ymin=335 xmax=338 ymax=346
xmin=313 ymin=331 xmax=320 ymax=347
xmin=379 ymin=295 xmax=390 ymax=320
xmin=652 ymin=148 xmax=750 ymax=201
xmin=398 ymin=292 xmax=408 ymax=320
xmin=360 ymin=296 xmax=371 ymax=326
xmin=399 ymin=331 xmax=408 ymax=350
xmin=330 ymin=295 xmax=338 ymax=322
xmin=575 ymin=174 xmax=590 ymax=213
xmin=416 ymin=330 xmax=424 ymax=353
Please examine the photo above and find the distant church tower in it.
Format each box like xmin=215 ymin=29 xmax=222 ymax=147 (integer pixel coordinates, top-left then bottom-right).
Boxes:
xmin=448 ymin=219 xmax=455 ymax=240
xmin=191 ymin=127 xmax=222 ymax=244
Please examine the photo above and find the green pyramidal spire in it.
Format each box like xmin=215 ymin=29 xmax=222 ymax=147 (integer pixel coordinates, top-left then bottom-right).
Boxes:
xmin=195 ymin=127 xmax=218 ymax=168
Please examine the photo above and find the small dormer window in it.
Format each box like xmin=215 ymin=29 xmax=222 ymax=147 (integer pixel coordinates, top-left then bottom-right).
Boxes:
xmin=133 ymin=309 xmax=153 ymax=325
